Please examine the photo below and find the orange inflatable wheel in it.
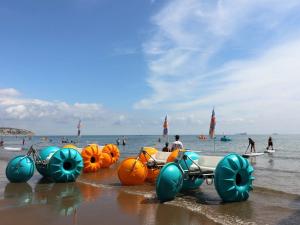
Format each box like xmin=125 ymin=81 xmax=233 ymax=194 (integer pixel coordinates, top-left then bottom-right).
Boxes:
xmin=102 ymin=144 xmax=120 ymax=164
xmin=100 ymin=152 xmax=113 ymax=168
xmin=166 ymin=149 xmax=181 ymax=162
xmin=81 ymin=144 xmax=102 ymax=173
xmin=139 ymin=147 xmax=158 ymax=163
xmin=118 ymin=157 xmax=148 ymax=185
xmin=146 ymin=168 xmax=160 ymax=183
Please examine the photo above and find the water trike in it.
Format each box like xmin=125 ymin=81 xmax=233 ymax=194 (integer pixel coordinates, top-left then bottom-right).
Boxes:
xmin=156 ymin=151 xmax=254 ymax=203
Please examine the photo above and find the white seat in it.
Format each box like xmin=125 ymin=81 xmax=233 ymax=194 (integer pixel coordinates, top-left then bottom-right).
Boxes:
xmin=189 ymin=156 xmax=222 ymax=172
xmin=147 ymin=151 xmax=171 ymax=164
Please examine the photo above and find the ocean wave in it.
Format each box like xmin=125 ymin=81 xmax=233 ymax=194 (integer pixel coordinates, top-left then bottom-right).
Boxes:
xmin=166 ymin=197 xmax=257 ymax=225
xmin=253 ymin=185 xmax=300 ymax=198
xmin=268 ymin=155 xmax=300 ymax=160
xmin=255 ymin=167 xmax=300 ymax=174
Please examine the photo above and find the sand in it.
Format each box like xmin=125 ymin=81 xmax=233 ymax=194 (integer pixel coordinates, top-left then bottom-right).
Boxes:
xmin=1 ymin=160 xmax=300 ymax=225
xmin=0 ymin=162 xmax=216 ymax=225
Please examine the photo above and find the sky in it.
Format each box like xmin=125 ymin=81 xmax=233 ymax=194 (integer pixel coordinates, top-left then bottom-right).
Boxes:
xmin=1 ymin=0 xmax=300 ymax=135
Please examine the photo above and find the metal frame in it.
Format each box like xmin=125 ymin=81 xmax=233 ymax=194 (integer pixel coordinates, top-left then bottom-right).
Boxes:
xmin=132 ymin=147 xmax=215 ymax=185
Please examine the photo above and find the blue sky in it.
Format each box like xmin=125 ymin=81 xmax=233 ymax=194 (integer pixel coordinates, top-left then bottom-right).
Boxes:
xmin=1 ymin=0 xmax=300 ymax=135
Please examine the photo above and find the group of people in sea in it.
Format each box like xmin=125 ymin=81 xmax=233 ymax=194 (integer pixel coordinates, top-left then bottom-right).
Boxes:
xmin=247 ymin=136 xmax=274 ymax=153
xmin=116 ymin=136 xmax=127 ymax=146
xmin=159 ymin=135 xmax=274 ymax=153
xmin=61 ymin=137 xmax=76 ymax=144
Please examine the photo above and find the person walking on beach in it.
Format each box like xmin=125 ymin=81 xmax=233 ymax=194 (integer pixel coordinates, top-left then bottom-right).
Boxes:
xmin=266 ymin=136 xmax=274 ymax=150
xmin=22 ymin=138 xmax=25 ymax=146
xmin=162 ymin=142 xmax=170 ymax=152
xmin=171 ymin=135 xmax=183 ymax=151
xmin=247 ymin=138 xmax=256 ymax=153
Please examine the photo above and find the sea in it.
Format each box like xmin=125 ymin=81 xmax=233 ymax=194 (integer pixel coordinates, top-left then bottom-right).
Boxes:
xmin=0 ymin=134 xmax=299 ymax=225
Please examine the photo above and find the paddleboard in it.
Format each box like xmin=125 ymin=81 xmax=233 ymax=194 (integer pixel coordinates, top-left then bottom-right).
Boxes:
xmin=264 ymin=149 xmax=275 ymax=153
xmin=242 ymin=152 xmax=264 ymax=158
xmin=3 ymin=146 xmax=23 ymax=151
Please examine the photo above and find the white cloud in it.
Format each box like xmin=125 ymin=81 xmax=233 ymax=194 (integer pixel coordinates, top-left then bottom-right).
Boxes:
xmin=0 ymin=89 xmax=132 ymax=134
xmin=134 ymin=0 xmax=300 ymax=133
xmin=0 ymin=88 xmax=20 ymax=97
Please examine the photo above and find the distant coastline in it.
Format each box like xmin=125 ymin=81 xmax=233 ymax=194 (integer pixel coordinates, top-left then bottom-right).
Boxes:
xmin=0 ymin=127 xmax=34 ymax=136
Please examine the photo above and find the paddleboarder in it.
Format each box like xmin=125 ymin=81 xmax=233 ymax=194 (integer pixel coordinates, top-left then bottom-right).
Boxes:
xmin=266 ymin=136 xmax=274 ymax=150
xmin=247 ymin=138 xmax=256 ymax=153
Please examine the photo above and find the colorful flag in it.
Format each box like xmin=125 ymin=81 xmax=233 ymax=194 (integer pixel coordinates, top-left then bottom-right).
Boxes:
xmin=163 ymin=115 xmax=168 ymax=137
xmin=77 ymin=119 xmax=81 ymax=137
xmin=209 ymin=109 xmax=216 ymax=139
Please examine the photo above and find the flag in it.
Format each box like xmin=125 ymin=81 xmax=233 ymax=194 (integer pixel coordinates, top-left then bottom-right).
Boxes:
xmin=77 ymin=119 xmax=81 ymax=137
xmin=209 ymin=109 xmax=216 ymax=139
xmin=163 ymin=115 xmax=168 ymax=137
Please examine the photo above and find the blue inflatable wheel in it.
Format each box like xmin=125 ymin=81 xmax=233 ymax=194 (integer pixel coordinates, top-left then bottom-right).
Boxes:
xmin=182 ymin=178 xmax=204 ymax=191
xmin=6 ymin=155 xmax=35 ymax=183
xmin=36 ymin=146 xmax=60 ymax=177
xmin=179 ymin=152 xmax=200 ymax=170
xmin=156 ymin=162 xmax=183 ymax=202
xmin=214 ymin=153 xmax=254 ymax=202
xmin=179 ymin=152 xmax=204 ymax=190
xmin=48 ymin=148 xmax=83 ymax=182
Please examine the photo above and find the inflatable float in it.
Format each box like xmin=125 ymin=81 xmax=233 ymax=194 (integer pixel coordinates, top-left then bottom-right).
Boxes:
xmin=156 ymin=151 xmax=254 ymax=203
xmin=6 ymin=145 xmax=83 ymax=183
xmin=220 ymin=136 xmax=232 ymax=142
xmin=80 ymin=143 xmax=120 ymax=172
xmin=118 ymin=147 xmax=177 ymax=185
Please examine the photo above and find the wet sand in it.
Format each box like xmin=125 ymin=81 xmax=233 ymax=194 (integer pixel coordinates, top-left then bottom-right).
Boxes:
xmin=0 ymin=161 xmax=215 ymax=225
xmin=0 ymin=160 xmax=300 ymax=225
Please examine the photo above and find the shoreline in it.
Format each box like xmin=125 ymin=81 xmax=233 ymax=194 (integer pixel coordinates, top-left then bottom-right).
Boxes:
xmin=1 ymin=160 xmax=300 ymax=225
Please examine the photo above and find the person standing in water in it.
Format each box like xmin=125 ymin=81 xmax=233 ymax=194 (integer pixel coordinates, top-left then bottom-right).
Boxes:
xmin=116 ymin=137 xmax=120 ymax=146
xmin=247 ymin=138 xmax=256 ymax=153
xmin=22 ymin=138 xmax=25 ymax=146
xmin=171 ymin=135 xmax=183 ymax=151
xmin=122 ymin=136 xmax=126 ymax=146
xmin=266 ymin=136 xmax=274 ymax=150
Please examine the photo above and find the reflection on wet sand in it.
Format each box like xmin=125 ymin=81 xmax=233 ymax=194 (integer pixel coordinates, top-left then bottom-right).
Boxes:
xmin=3 ymin=179 xmax=102 ymax=216
xmin=47 ymin=183 xmax=82 ymax=216
xmin=278 ymin=197 xmax=300 ymax=225
xmin=4 ymin=183 xmax=33 ymax=206
xmin=79 ymin=165 xmax=120 ymax=185
xmin=116 ymin=190 xmax=215 ymax=225
xmin=117 ymin=191 xmax=145 ymax=215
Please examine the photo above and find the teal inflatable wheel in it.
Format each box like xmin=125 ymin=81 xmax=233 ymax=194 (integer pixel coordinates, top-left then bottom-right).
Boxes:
xmin=214 ymin=153 xmax=254 ymax=202
xmin=179 ymin=152 xmax=204 ymax=190
xmin=6 ymin=155 xmax=35 ymax=183
xmin=48 ymin=148 xmax=83 ymax=182
xmin=156 ymin=162 xmax=183 ymax=202
xmin=36 ymin=146 xmax=60 ymax=177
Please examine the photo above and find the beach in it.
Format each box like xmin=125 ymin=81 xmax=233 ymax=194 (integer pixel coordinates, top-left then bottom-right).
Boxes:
xmin=0 ymin=135 xmax=300 ymax=225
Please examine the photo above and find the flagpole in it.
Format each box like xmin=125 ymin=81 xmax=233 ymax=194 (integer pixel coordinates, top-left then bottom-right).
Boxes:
xmin=77 ymin=119 xmax=81 ymax=144
xmin=209 ymin=107 xmax=216 ymax=152
xmin=213 ymin=136 xmax=216 ymax=152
